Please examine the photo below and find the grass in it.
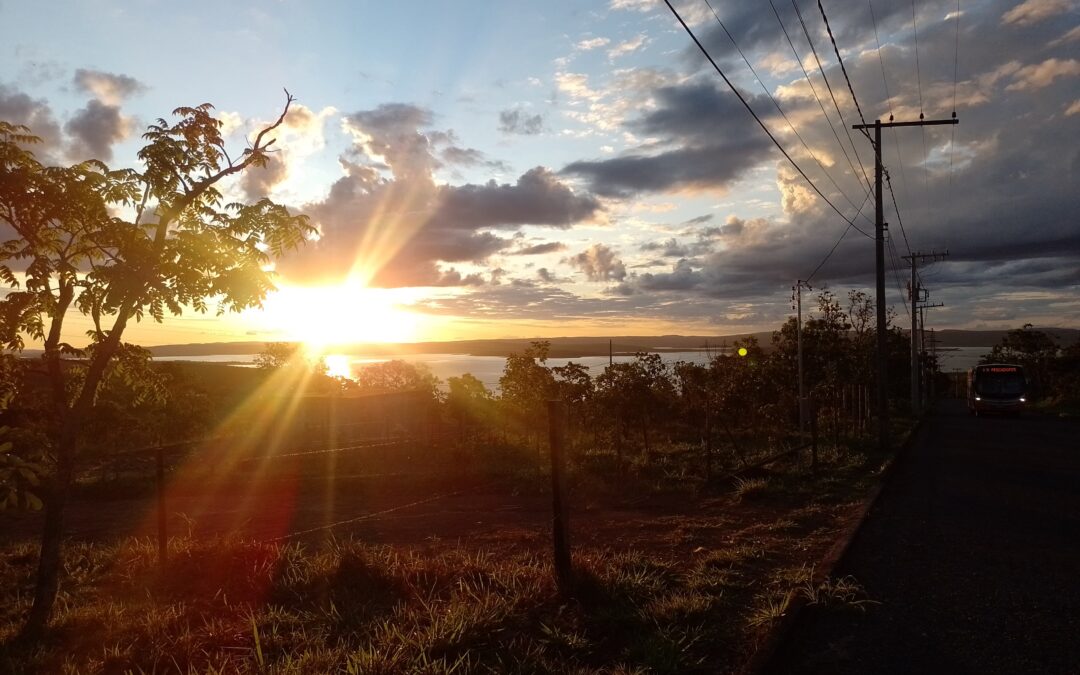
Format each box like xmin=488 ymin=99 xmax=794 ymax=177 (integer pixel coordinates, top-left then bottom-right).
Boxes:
xmin=0 ymin=423 xmax=906 ymax=674
xmin=0 ymin=538 xmax=761 ymax=674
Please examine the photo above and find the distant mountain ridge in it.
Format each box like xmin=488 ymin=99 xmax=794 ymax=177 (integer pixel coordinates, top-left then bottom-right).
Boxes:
xmin=142 ymin=328 xmax=1080 ymax=359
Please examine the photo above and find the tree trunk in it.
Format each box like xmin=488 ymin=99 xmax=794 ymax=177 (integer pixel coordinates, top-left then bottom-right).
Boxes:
xmin=19 ymin=443 xmax=74 ymax=640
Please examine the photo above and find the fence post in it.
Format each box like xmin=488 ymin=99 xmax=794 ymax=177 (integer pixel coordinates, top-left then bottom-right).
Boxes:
xmin=547 ymin=400 xmax=573 ymax=595
xmin=156 ymin=445 xmax=167 ymax=566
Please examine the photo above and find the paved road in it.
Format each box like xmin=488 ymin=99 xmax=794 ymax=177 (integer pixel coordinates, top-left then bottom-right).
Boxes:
xmin=767 ymin=400 xmax=1080 ymax=674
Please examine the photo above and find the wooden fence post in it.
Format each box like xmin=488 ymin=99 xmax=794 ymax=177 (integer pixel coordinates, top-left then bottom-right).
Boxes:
xmin=156 ymin=445 xmax=167 ymax=566
xmin=548 ymin=400 xmax=573 ymax=595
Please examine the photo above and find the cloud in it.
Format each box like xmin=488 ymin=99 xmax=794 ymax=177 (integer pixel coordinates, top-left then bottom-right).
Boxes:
xmin=64 ymin=99 xmax=130 ymax=161
xmin=239 ymin=155 xmax=288 ymax=200
xmin=1005 ymin=58 xmax=1080 ymax=91
xmin=498 ymin=108 xmax=544 ymax=135
xmin=280 ymin=103 xmax=600 ymax=287
xmin=608 ymin=34 xmax=647 ymax=60
xmin=72 ymin=68 xmax=146 ymax=105
xmin=639 ymin=258 xmax=703 ymax=291
xmin=575 ymin=37 xmax=610 ymax=51
xmin=0 ymin=83 xmax=62 ymax=152
xmin=566 ymin=243 xmax=627 ymax=282
xmin=1002 ymin=0 xmax=1071 ymax=26
xmin=513 ymin=241 xmax=567 ymax=256
xmin=239 ymin=103 xmax=336 ymax=200
xmin=639 ymin=238 xmax=691 ymax=257
xmin=562 ymin=80 xmax=773 ymax=196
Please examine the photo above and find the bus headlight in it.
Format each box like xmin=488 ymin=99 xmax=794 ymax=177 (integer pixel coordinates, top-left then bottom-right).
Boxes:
xmin=974 ymin=396 xmax=981 ymax=401
xmin=1019 ymin=397 xmax=1026 ymax=403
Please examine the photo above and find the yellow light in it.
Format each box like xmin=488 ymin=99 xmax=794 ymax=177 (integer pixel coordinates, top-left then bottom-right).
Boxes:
xmin=323 ymin=354 xmax=352 ymax=379
xmin=737 ymin=347 xmax=748 ymax=357
xmin=254 ymin=278 xmax=421 ymax=350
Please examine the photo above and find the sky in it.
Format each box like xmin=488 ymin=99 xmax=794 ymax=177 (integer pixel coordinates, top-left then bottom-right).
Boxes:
xmin=1 ymin=0 xmax=1078 ymax=346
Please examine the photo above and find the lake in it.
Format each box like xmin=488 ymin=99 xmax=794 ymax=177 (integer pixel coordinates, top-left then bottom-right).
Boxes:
xmin=156 ymin=346 xmax=990 ymax=392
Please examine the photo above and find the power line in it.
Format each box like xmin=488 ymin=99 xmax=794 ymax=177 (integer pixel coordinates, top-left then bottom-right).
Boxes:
xmin=769 ymin=0 xmax=871 ymax=205
xmin=910 ymin=0 xmax=931 ymax=196
xmin=817 ymin=0 xmax=868 ymax=130
xmin=662 ymin=0 xmax=869 ymax=234
xmin=790 ymin=0 xmax=874 ymax=192
xmin=702 ymin=0 xmax=873 ymax=227
xmin=868 ymin=0 xmax=909 ymax=197
xmin=948 ymin=0 xmax=961 ymax=195
xmin=886 ymin=232 xmax=910 ymax=316
xmin=805 ymin=188 xmax=872 ymax=283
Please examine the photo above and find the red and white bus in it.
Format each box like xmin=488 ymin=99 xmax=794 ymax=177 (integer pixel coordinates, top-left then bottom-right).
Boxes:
xmin=967 ymin=364 xmax=1027 ymax=416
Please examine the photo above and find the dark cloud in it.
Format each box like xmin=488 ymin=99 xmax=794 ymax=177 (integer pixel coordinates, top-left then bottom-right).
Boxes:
xmin=565 ymin=243 xmax=627 ymax=282
xmin=639 ymin=237 xmax=690 ymax=257
xmin=513 ymin=241 xmax=567 ymax=256
xmin=639 ymin=258 xmax=704 ymax=291
xmin=562 ymin=81 xmax=773 ymax=196
xmin=280 ymin=103 xmax=600 ymax=287
xmin=440 ymin=145 xmax=509 ymax=172
xmin=64 ymin=99 xmax=128 ymax=162
xmin=240 ymin=155 xmax=287 ymax=200
xmin=430 ymin=167 xmax=600 ymax=231
xmin=0 ymin=83 xmax=62 ymax=153
xmin=498 ymin=108 xmax=544 ymax=135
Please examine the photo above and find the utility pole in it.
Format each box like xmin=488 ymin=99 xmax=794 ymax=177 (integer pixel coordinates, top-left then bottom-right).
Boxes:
xmin=854 ymin=116 xmax=957 ymax=452
xmin=918 ymin=301 xmax=944 ymax=409
xmin=901 ymin=250 xmax=949 ymax=415
xmin=793 ymin=280 xmax=811 ymax=431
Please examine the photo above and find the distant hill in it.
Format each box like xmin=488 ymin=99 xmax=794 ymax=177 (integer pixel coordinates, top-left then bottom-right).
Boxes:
xmin=145 ymin=334 xmax=778 ymax=359
xmin=932 ymin=328 xmax=1080 ymax=348
xmin=143 ymin=327 xmax=1079 ymax=359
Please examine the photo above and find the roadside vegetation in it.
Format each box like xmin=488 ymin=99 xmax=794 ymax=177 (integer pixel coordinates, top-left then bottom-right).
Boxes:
xmin=980 ymin=325 xmax=1080 ymax=416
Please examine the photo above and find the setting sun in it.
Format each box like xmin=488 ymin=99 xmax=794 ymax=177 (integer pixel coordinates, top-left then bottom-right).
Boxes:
xmin=252 ymin=280 xmax=423 ymax=349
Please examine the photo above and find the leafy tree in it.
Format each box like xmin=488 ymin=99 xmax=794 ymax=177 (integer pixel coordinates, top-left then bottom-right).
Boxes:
xmin=982 ymin=325 xmax=1060 ymax=396
xmin=594 ymin=353 xmax=673 ymax=455
xmin=499 ymin=341 xmax=557 ymax=440
xmin=253 ymin=341 xmax=300 ymax=369
xmin=0 ymin=97 xmax=312 ymax=637
xmin=446 ymin=373 xmax=494 ymax=437
xmin=355 ymin=360 xmax=440 ymax=400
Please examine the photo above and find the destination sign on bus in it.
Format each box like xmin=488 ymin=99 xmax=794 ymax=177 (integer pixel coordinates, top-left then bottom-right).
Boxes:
xmin=986 ymin=367 xmax=1019 ymax=373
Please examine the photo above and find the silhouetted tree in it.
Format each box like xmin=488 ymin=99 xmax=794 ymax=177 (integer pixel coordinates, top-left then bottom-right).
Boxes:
xmin=0 ymin=97 xmax=312 ymax=637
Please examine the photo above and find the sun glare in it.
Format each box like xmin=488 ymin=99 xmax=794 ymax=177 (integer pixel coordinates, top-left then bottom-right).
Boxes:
xmin=255 ymin=280 xmax=422 ymax=350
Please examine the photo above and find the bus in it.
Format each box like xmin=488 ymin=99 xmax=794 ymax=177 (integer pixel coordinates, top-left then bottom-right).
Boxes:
xmin=967 ymin=364 xmax=1027 ymax=416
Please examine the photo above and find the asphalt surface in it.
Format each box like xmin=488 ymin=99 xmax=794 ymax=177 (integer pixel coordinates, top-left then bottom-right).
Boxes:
xmin=766 ymin=400 xmax=1080 ymax=674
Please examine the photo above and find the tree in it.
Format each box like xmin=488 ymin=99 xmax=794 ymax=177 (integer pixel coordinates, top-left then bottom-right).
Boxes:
xmin=0 ymin=96 xmax=312 ymax=637
xmin=355 ymin=360 xmax=441 ymax=400
xmin=983 ymin=325 xmax=1060 ymax=396
xmin=499 ymin=341 xmax=557 ymax=440
xmin=253 ymin=341 xmax=300 ymax=369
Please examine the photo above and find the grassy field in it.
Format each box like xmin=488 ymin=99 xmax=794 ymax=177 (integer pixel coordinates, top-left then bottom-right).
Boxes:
xmin=0 ymin=438 xmax=894 ymax=674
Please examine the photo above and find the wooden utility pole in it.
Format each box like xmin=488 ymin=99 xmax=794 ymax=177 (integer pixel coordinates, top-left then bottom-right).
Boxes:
xmin=547 ymin=400 xmax=573 ymax=595
xmin=854 ymin=117 xmax=957 ymax=452
xmin=901 ymin=251 xmax=949 ymax=414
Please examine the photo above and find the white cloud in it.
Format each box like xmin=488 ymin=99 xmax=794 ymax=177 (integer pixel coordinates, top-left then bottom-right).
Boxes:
xmin=1005 ymin=57 xmax=1080 ymax=91
xmin=1001 ymin=0 xmax=1071 ymax=26
xmin=575 ymin=37 xmax=610 ymax=51
xmin=608 ymin=34 xmax=648 ymax=60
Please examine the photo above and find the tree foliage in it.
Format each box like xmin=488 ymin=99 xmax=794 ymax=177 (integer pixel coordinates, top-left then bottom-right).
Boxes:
xmin=0 ymin=95 xmax=313 ymax=637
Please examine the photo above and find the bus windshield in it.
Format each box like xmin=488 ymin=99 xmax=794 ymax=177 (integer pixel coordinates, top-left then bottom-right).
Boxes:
xmin=974 ymin=369 xmax=1026 ymax=396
